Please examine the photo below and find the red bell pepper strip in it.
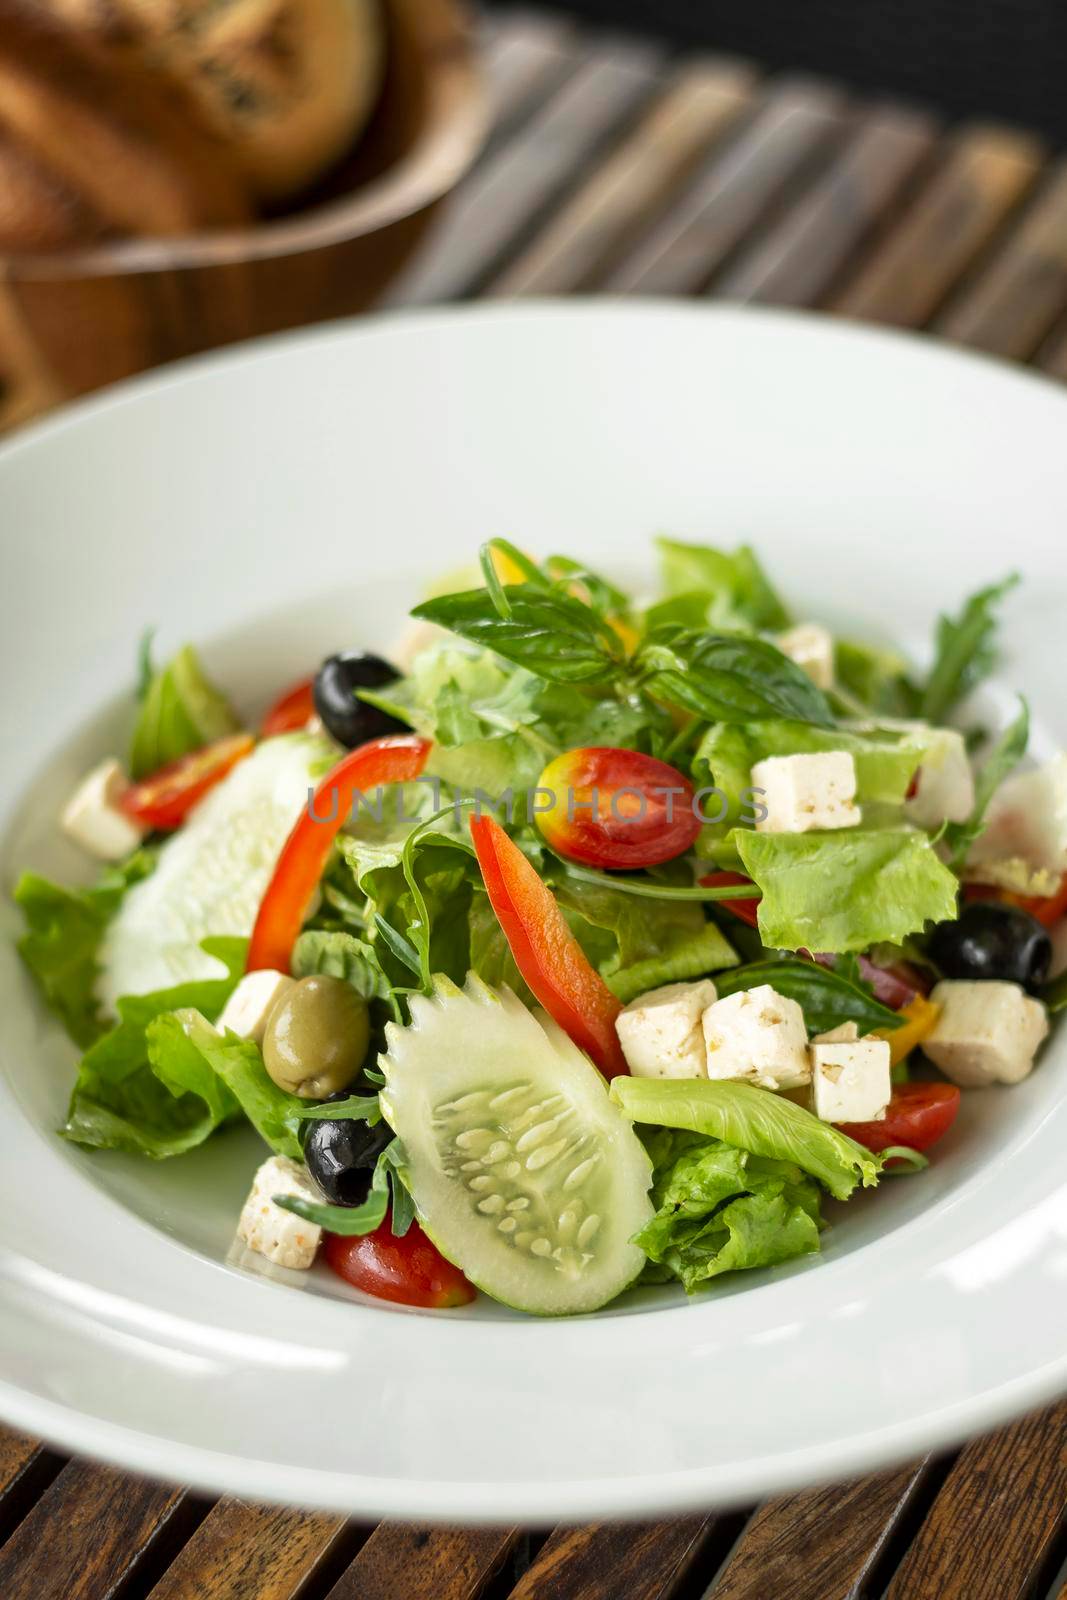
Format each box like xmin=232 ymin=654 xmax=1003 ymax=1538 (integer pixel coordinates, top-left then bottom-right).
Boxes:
xmin=261 ymin=676 xmax=316 ymax=737
xmin=247 ymin=734 xmax=431 ymax=973
xmin=469 ymin=813 xmax=628 ymax=1078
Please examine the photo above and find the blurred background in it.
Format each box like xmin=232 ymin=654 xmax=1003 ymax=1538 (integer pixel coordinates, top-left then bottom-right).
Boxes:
xmin=2 ymin=0 xmax=1067 ymax=431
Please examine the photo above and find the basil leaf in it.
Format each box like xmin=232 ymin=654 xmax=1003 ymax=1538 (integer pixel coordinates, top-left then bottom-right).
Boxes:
xmin=943 ymin=698 xmax=1029 ymax=868
xmin=411 ymin=587 xmax=623 ymax=684
xmin=713 ymin=959 xmax=899 ymax=1035
xmin=638 ymin=631 xmax=835 ymax=727
xmin=920 ymin=574 xmax=1019 ymax=723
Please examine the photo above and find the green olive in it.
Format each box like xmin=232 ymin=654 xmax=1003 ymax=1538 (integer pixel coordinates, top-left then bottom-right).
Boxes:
xmin=262 ymin=975 xmax=370 ymax=1098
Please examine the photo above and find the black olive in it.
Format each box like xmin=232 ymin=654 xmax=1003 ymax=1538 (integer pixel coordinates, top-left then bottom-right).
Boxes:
xmin=312 ymin=652 xmax=407 ymax=749
xmin=304 ymin=1114 xmax=392 ymax=1207
xmin=928 ymin=901 xmax=1052 ymax=994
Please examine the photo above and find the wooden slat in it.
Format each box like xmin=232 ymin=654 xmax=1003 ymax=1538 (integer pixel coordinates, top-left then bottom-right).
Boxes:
xmin=708 ymin=1461 xmax=931 ymax=1600
xmin=884 ymin=1402 xmax=1067 ymax=1600
xmin=482 ymin=11 xmax=579 ymax=154
xmin=831 ymin=124 xmax=1044 ymax=326
xmin=324 ymin=1525 xmax=521 ymax=1600
xmin=506 ymin=1517 xmax=720 ymax=1600
xmin=488 ymin=59 xmax=757 ymax=295
xmin=390 ymin=41 xmax=663 ymax=305
xmin=604 ymin=77 xmax=850 ymax=296
xmin=0 ymin=1425 xmax=60 ymax=1543
xmin=715 ymin=104 xmax=938 ymax=307
xmin=145 ymin=1499 xmax=349 ymax=1600
xmin=1039 ymin=322 xmax=1067 ymax=381
xmin=0 ymin=1460 xmax=191 ymax=1600
xmin=935 ymin=161 xmax=1067 ymax=358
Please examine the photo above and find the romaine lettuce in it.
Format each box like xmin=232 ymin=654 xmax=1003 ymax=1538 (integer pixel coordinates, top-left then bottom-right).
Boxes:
xmin=130 ymin=643 xmax=241 ymax=779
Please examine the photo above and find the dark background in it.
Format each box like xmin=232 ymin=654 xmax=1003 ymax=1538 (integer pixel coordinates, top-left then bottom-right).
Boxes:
xmin=488 ymin=0 xmax=1067 ymax=145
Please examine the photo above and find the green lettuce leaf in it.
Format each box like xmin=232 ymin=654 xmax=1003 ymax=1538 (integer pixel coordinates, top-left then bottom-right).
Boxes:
xmin=919 ymin=574 xmax=1019 ymax=724
xmin=291 ymin=930 xmax=392 ymax=1001
xmin=130 ymin=643 xmax=241 ymax=779
xmin=733 ymin=827 xmax=959 ymax=953
xmin=834 ymin=639 xmax=919 ymax=718
xmin=14 ymin=852 xmax=155 ymax=1048
xmin=149 ymin=1008 xmax=304 ymax=1160
xmin=713 ymin=958 xmax=899 ymax=1034
xmin=654 ymin=537 xmax=791 ymax=631
xmin=612 ymin=1077 xmax=881 ymax=1200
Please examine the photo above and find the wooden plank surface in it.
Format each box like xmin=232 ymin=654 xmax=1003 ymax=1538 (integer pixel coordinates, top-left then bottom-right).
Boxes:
xmin=508 ymin=1516 xmax=721 ymax=1600
xmin=883 ymin=1403 xmax=1067 ymax=1600
xmin=146 ymin=1498 xmax=351 ymax=1600
xmin=324 ymin=1524 xmax=522 ymax=1600
xmin=831 ymin=124 xmax=1044 ymax=325
xmin=0 ymin=1427 xmax=61 ymax=1545
xmin=604 ymin=77 xmax=850 ymax=295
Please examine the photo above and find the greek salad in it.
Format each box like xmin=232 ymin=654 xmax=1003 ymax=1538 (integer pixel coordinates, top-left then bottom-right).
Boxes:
xmin=15 ymin=539 xmax=1067 ymax=1314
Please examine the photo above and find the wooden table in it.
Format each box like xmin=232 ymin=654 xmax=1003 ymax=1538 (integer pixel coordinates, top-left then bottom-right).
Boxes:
xmin=4 ymin=8 xmax=1067 ymax=1596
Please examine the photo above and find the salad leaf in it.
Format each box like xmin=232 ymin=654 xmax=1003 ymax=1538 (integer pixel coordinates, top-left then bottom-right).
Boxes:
xmin=655 ymin=538 xmax=790 ymax=631
xmin=150 ymin=1009 xmax=305 ymax=1161
xmin=942 ymin=699 xmax=1029 ymax=868
xmin=61 ymin=936 xmax=248 ymax=1158
xmin=713 ymin=958 xmax=899 ymax=1035
xmin=834 ymin=639 xmax=919 ymax=718
xmin=734 ymin=827 xmax=959 ymax=953
xmin=14 ymin=852 xmax=155 ymax=1048
xmin=275 ymin=1137 xmax=414 ymax=1236
xmin=292 ymin=930 xmax=392 ymax=1001
xmin=130 ymin=643 xmax=241 ymax=780
xmin=637 ymin=632 xmax=835 ymax=728
xmin=411 ymin=587 xmax=626 ymax=685
xmin=603 ymin=924 xmax=740 ymax=1002
xmin=612 ymin=1077 xmax=881 ymax=1200
xmin=919 ymin=574 xmax=1019 ymax=724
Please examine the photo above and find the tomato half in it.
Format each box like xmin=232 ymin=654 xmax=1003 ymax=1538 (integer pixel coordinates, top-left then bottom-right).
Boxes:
xmin=324 ymin=1219 xmax=475 ymax=1308
xmin=261 ymin=676 xmax=316 ymax=737
xmin=470 ymin=813 xmax=628 ymax=1078
xmin=246 ymin=733 xmax=431 ymax=973
xmin=535 ymin=747 xmax=701 ymax=869
xmin=698 ymin=871 xmax=761 ymax=928
xmin=119 ymin=732 xmax=254 ymax=831
xmin=964 ymin=877 xmax=1067 ymax=928
xmin=837 ymin=1082 xmax=961 ymax=1153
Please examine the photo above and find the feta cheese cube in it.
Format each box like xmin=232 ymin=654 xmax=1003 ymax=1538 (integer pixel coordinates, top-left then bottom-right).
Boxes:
xmin=813 ymin=1021 xmax=860 ymax=1044
xmin=616 ymin=979 xmax=717 ymax=1078
xmin=60 ymin=758 xmax=146 ymax=861
xmin=702 ymin=984 xmax=811 ymax=1090
xmin=237 ymin=1156 xmax=323 ymax=1270
xmin=776 ymin=623 xmax=834 ymax=690
xmin=751 ymin=751 xmax=861 ymax=834
xmin=905 ymin=728 xmax=975 ymax=828
xmin=967 ymin=754 xmax=1067 ymax=877
xmin=216 ymin=970 xmax=295 ymax=1044
xmin=811 ymin=1037 xmax=891 ymax=1123
xmin=923 ymin=980 xmax=1049 ymax=1087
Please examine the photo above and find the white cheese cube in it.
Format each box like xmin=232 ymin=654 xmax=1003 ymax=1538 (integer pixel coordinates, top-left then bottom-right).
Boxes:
xmin=237 ymin=1156 xmax=323 ymax=1270
xmin=923 ymin=980 xmax=1049 ymax=1087
xmin=616 ymin=979 xmax=717 ymax=1078
xmin=813 ymin=1021 xmax=860 ymax=1044
xmin=967 ymin=754 xmax=1067 ymax=877
xmin=702 ymin=984 xmax=811 ymax=1090
xmin=751 ymin=751 xmax=861 ymax=834
xmin=216 ymin=970 xmax=295 ymax=1045
xmin=811 ymin=1038 xmax=891 ymax=1123
xmin=776 ymin=623 xmax=834 ymax=690
xmin=60 ymin=758 xmax=146 ymax=861
xmin=905 ymin=728 xmax=975 ymax=828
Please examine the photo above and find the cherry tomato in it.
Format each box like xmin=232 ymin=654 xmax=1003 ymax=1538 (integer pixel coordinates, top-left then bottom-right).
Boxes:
xmin=535 ymin=747 xmax=701 ymax=869
xmin=247 ymin=734 xmax=431 ymax=973
xmin=963 ymin=877 xmax=1067 ymax=928
xmin=699 ymin=871 xmax=761 ymax=928
xmin=470 ymin=813 xmax=628 ymax=1078
xmin=261 ymin=676 xmax=316 ymax=737
xmin=837 ymin=1082 xmax=961 ymax=1154
xmin=324 ymin=1219 xmax=475 ymax=1308
xmin=119 ymin=732 xmax=254 ymax=831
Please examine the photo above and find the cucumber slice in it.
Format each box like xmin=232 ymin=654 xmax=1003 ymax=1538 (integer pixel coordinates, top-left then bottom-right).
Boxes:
xmin=97 ymin=733 xmax=332 ymax=1012
xmin=379 ymin=976 xmax=654 ymax=1315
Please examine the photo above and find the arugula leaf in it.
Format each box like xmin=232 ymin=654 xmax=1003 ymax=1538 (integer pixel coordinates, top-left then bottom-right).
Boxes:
xmin=655 ymin=538 xmax=791 ymax=631
xmin=637 ymin=632 xmax=835 ymax=728
xmin=1042 ymin=969 xmax=1067 ymax=1014
xmin=275 ymin=1137 xmax=415 ymax=1236
xmin=612 ymin=1077 xmax=881 ymax=1200
xmin=130 ymin=643 xmax=241 ymax=779
xmin=734 ymin=827 xmax=959 ymax=954
xmin=919 ymin=574 xmax=1019 ymax=724
xmin=713 ymin=958 xmax=899 ymax=1034
xmin=943 ymin=699 xmax=1029 ymax=868
xmin=14 ymin=852 xmax=155 ymax=1048
xmin=411 ymin=587 xmax=624 ymax=684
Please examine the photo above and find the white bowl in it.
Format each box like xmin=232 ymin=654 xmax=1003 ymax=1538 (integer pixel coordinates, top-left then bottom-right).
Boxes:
xmin=1 ymin=302 xmax=1065 ymax=1521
